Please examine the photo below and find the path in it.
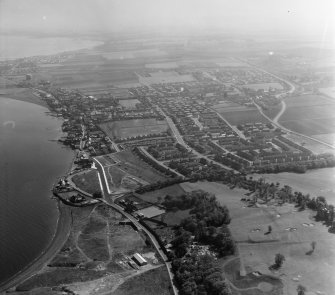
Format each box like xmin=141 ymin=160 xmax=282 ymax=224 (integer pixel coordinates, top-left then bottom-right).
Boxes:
xmin=138 ymin=146 xmax=185 ymax=179
xmin=253 ymin=100 xmax=335 ymax=149
xmin=273 ymin=100 xmax=286 ymax=124
xmin=93 ymin=158 xmax=179 ymax=295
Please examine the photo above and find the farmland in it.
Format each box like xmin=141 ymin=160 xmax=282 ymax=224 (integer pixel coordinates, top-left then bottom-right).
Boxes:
xmin=138 ymin=71 xmax=195 ymax=85
xmin=181 ymin=181 xmax=335 ymax=295
xmin=99 ymin=118 xmax=169 ymax=140
xmin=279 ymin=94 xmax=335 ymax=136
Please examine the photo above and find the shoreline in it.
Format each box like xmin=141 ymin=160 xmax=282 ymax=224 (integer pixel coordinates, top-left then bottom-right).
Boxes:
xmin=0 ymin=201 xmax=72 ymax=293
xmin=0 ymin=95 xmax=75 ymax=293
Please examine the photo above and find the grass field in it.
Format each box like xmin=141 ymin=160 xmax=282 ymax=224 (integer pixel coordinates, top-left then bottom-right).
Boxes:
xmin=71 ymin=169 xmax=101 ymax=195
xmin=17 ymin=204 xmax=159 ymax=292
xmin=218 ymin=109 xmax=269 ymax=125
xmin=181 ymin=181 xmax=335 ymax=295
xmin=138 ymin=71 xmax=195 ymax=85
xmin=213 ymin=102 xmax=252 ymax=113
xmin=112 ymin=150 xmax=169 ymax=184
xmin=279 ymin=94 xmax=335 ymax=136
xmin=99 ymin=118 xmax=169 ymax=140
xmin=112 ymin=266 xmax=173 ymax=295
xmin=137 ymin=184 xmax=186 ymax=204
xmin=119 ymin=99 xmax=141 ymax=109
xmin=97 ymin=151 xmax=168 ymax=194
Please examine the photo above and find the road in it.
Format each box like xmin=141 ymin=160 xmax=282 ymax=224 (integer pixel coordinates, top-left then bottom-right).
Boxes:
xmin=138 ymin=146 xmax=185 ymax=179
xmin=93 ymin=156 xmax=179 ymax=295
xmin=236 ymin=59 xmax=335 ymax=150
xmin=253 ymin=101 xmax=335 ymax=149
xmin=211 ymin=108 xmax=246 ymax=139
xmin=157 ymin=106 xmax=237 ymax=172
xmin=273 ymin=100 xmax=286 ymax=124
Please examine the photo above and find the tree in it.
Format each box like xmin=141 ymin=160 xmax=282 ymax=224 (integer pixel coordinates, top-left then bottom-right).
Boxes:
xmin=92 ymin=191 xmax=102 ymax=198
xmin=297 ymin=284 xmax=307 ymax=295
xmin=274 ymin=253 xmax=285 ymax=269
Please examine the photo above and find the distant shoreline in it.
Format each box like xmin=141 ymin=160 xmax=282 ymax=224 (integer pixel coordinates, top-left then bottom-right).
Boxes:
xmin=0 ymin=35 xmax=90 ymax=289
xmin=0 ymin=34 xmax=104 ymax=61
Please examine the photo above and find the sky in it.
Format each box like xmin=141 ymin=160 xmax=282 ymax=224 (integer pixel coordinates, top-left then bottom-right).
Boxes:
xmin=0 ymin=0 xmax=334 ymax=39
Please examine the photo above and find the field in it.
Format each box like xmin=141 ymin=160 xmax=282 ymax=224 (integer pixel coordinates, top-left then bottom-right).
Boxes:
xmin=96 ymin=151 xmax=169 ymax=194
xmin=16 ymin=205 xmax=163 ymax=293
xmin=71 ymin=169 xmax=101 ymax=195
xmin=213 ymin=102 xmax=252 ymax=113
xmin=112 ymin=266 xmax=173 ymax=295
xmin=242 ymin=82 xmax=283 ymax=91
xmin=145 ymin=62 xmax=179 ymax=69
xmin=137 ymin=184 xmax=185 ymax=204
xmin=181 ymin=181 xmax=335 ymax=295
xmin=319 ymin=86 xmax=335 ymax=99
xmin=251 ymin=167 xmax=335 ymax=205
xmin=283 ymin=133 xmax=335 ymax=154
xmin=279 ymin=94 xmax=335 ymax=136
xmin=218 ymin=109 xmax=270 ymax=125
xmin=99 ymin=118 xmax=169 ymax=140
xmin=138 ymin=71 xmax=195 ymax=85
xmin=119 ymin=99 xmax=141 ymax=109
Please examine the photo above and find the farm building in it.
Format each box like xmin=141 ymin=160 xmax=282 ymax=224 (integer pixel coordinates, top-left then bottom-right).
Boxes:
xmin=132 ymin=253 xmax=147 ymax=266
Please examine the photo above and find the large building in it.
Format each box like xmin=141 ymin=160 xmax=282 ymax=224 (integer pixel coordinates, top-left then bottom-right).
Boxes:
xmin=132 ymin=253 xmax=147 ymax=266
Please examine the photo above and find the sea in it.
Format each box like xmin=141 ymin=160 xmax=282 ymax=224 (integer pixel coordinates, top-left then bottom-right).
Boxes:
xmin=0 ymin=35 xmax=101 ymax=285
xmin=0 ymin=97 xmax=74 ymax=284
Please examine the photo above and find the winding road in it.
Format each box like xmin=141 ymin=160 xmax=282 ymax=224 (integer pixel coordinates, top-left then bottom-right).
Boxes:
xmin=93 ymin=157 xmax=179 ymax=295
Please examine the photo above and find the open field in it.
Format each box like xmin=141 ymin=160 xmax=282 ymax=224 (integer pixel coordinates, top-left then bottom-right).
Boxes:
xmin=16 ymin=204 xmax=160 ymax=293
xmin=283 ymin=133 xmax=335 ymax=154
xmin=97 ymin=151 xmax=168 ymax=193
xmin=181 ymin=181 xmax=335 ymax=295
xmin=119 ymin=99 xmax=141 ymax=109
xmin=218 ymin=109 xmax=270 ymax=125
xmin=71 ymin=169 xmax=101 ymax=195
xmin=319 ymin=86 xmax=335 ymax=99
xmin=279 ymin=94 xmax=335 ymax=136
xmin=145 ymin=62 xmax=179 ymax=69
xmin=251 ymin=167 xmax=335 ymax=205
xmin=137 ymin=184 xmax=185 ymax=204
xmin=99 ymin=118 xmax=169 ymax=140
xmin=242 ymin=82 xmax=283 ymax=91
xmin=112 ymin=265 xmax=173 ymax=295
xmin=213 ymin=102 xmax=252 ymax=113
xmin=138 ymin=71 xmax=195 ymax=85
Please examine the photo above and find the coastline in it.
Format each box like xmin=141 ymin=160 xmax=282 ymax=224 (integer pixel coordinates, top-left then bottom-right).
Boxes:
xmin=0 ymin=201 xmax=72 ymax=293
xmin=0 ymin=95 xmax=75 ymax=292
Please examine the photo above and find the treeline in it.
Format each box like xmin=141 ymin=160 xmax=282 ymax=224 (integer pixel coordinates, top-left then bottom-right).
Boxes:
xmin=172 ymin=253 xmax=231 ymax=295
xmin=166 ymin=191 xmax=234 ymax=295
xmin=254 ymin=156 xmax=335 ymax=174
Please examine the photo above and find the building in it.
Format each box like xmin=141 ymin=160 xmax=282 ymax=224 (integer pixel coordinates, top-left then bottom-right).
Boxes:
xmin=132 ymin=253 xmax=147 ymax=266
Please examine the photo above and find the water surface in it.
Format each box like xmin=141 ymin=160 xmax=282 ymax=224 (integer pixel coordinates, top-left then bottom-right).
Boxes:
xmin=0 ymin=97 xmax=73 ymax=283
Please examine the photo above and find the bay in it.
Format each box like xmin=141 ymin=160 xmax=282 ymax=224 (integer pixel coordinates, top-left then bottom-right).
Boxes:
xmin=0 ymin=97 xmax=73 ymax=283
